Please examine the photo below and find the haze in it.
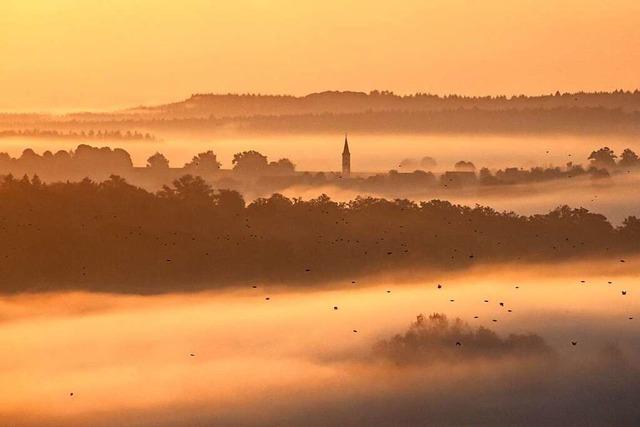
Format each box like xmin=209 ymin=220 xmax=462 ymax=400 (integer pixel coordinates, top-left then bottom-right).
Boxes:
xmin=2 ymin=0 xmax=640 ymax=111
xmin=2 ymin=263 xmax=639 ymax=426
xmin=2 ymin=1 xmax=640 ymax=425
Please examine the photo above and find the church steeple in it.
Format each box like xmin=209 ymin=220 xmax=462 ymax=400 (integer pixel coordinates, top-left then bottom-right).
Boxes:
xmin=342 ymin=134 xmax=351 ymax=177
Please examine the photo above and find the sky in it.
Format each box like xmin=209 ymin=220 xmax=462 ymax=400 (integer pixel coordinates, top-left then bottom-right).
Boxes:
xmin=1 ymin=0 xmax=639 ymax=112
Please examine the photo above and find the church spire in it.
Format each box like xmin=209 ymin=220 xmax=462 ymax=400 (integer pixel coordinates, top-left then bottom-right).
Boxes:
xmin=342 ymin=134 xmax=351 ymax=177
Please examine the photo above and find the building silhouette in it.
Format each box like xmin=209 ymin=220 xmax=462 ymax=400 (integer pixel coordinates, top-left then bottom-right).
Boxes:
xmin=342 ymin=134 xmax=351 ymax=177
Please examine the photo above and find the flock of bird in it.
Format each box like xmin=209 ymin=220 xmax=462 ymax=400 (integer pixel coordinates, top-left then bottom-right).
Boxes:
xmin=62 ymin=242 xmax=635 ymax=398
xmin=66 ymin=258 xmax=634 ymax=398
xmin=251 ymin=258 xmax=634 ymax=349
xmin=59 ymin=150 xmax=639 ymax=399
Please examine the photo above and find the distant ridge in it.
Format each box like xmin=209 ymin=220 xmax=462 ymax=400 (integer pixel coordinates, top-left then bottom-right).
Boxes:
xmin=129 ymin=90 xmax=640 ymax=119
xmin=2 ymin=90 xmax=640 ymax=136
xmin=2 ymin=90 xmax=640 ymax=120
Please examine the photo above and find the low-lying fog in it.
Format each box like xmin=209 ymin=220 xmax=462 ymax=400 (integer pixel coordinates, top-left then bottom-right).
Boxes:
xmin=4 ymin=133 xmax=639 ymax=224
xmin=2 ymin=133 xmax=639 ymax=172
xmin=1 ymin=259 xmax=639 ymax=426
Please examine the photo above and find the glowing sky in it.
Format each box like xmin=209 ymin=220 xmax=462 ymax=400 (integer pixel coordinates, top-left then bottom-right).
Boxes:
xmin=1 ymin=0 xmax=639 ymax=111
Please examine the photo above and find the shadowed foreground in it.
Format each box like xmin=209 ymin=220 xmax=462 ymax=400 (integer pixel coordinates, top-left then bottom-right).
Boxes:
xmin=0 ymin=174 xmax=639 ymax=293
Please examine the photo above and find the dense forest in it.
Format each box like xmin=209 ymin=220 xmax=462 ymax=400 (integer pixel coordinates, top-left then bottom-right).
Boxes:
xmin=0 ymin=174 xmax=638 ymax=294
xmin=119 ymin=90 xmax=640 ymax=118
xmin=2 ymin=91 xmax=640 ymax=136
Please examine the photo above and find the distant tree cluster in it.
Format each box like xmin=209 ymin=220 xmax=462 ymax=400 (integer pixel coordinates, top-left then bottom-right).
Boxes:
xmin=0 ymin=145 xmax=296 ymax=182
xmin=0 ymin=174 xmax=637 ymax=293
xmin=0 ymin=144 xmax=133 ymax=181
xmin=2 ymin=144 xmax=637 ymax=196
xmin=263 ymin=146 xmax=634 ymax=194
xmin=232 ymin=150 xmax=295 ymax=175
xmin=399 ymin=156 xmax=437 ymax=171
xmin=588 ymin=147 xmax=640 ymax=170
xmin=144 ymin=149 xmax=295 ymax=175
xmin=373 ymin=313 xmax=551 ymax=365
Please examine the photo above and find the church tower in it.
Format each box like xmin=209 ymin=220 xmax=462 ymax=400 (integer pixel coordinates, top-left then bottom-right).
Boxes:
xmin=342 ymin=134 xmax=351 ymax=178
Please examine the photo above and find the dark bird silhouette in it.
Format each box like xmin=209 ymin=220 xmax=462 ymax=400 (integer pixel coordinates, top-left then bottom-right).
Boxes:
xmin=265 ymin=297 xmax=270 ymax=300
xmin=437 ymin=284 xmax=442 ymax=289
xmin=571 ymin=341 xmax=577 ymax=346
xmin=622 ymin=290 xmax=627 ymax=295
xmin=455 ymin=341 xmax=462 ymax=346
xmin=189 ymin=353 xmax=195 ymax=357
xmin=69 ymin=392 xmax=74 ymax=397
xmin=499 ymin=302 xmax=504 ymax=307
xmin=333 ymin=306 xmax=338 ymax=310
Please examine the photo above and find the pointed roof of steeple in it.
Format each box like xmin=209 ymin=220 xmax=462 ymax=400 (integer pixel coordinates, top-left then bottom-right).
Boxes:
xmin=343 ymin=134 xmax=350 ymax=155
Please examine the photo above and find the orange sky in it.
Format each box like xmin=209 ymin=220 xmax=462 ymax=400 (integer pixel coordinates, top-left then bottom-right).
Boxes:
xmin=1 ymin=0 xmax=639 ymax=112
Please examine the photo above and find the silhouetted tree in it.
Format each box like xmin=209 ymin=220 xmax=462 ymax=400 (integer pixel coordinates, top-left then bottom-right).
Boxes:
xmin=147 ymin=152 xmax=170 ymax=169
xmin=618 ymin=149 xmax=640 ymax=168
xmin=232 ymin=150 xmax=268 ymax=174
xmin=268 ymin=158 xmax=296 ymax=175
xmin=214 ymin=188 xmax=245 ymax=213
xmin=588 ymin=147 xmax=617 ymax=168
xmin=454 ymin=160 xmax=476 ymax=172
xmin=158 ymin=175 xmax=214 ymax=205
xmin=184 ymin=151 xmax=221 ymax=172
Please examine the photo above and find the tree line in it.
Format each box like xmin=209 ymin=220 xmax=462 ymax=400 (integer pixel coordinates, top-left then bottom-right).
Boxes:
xmin=0 ymin=144 xmax=638 ymax=198
xmin=104 ymin=89 xmax=640 ymax=119
xmin=0 ymin=174 xmax=637 ymax=293
xmin=0 ymin=129 xmax=154 ymax=140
